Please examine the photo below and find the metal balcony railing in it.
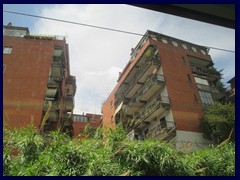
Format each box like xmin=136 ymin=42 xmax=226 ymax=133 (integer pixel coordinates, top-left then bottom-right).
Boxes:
xmin=131 ymin=95 xmax=170 ymax=128
xmin=191 ymin=66 xmax=219 ymax=80
xmin=115 ymin=57 xmax=161 ymax=108
xmin=47 ymin=76 xmax=59 ymax=88
xmin=52 ymin=57 xmax=64 ymax=67
xmin=43 ymin=100 xmax=59 ymax=111
xmin=128 ymin=73 xmax=165 ymax=106
xmin=196 ymin=83 xmax=219 ymax=93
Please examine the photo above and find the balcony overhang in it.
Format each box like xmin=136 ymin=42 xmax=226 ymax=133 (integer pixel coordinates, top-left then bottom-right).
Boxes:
xmin=51 ymin=66 xmax=63 ymax=81
xmin=64 ymin=97 xmax=74 ymax=111
xmin=45 ymin=89 xmax=57 ymax=100
xmin=188 ymin=55 xmax=212 ymax=67
xmin=134 ymin=105 xmax=167 ymax=129
xmin=54 ymin=49 xmax=62 ymax=57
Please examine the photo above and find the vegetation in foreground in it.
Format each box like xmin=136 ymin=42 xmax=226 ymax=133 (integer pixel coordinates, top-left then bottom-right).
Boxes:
xmin=3 ymin=125 xmax=235 ymax=176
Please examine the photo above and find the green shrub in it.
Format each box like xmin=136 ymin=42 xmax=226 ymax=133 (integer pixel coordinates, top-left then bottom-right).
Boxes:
xmin=3 ymin=125 xmax=235 ymax=176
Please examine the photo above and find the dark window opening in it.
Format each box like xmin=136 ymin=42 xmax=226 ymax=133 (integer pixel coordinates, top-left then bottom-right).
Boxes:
xmin=187 ymin=74 xmax=192 ymax=82
xmin=182 ymin=57 xmax=186 ymax=65
xmin=160 ymin=117 xmax=166 ymax=129
xmin=194 ymin=94 xmax=198 ymax=102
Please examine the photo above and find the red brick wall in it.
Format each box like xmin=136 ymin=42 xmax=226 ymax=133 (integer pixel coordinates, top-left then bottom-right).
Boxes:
xmin=72 ymin=114 xmax=102 ymax=138
xmin=154 ymin=39 xmax=212 ymax=132
xmin=3 ymin=36 xmax=66 ymax=129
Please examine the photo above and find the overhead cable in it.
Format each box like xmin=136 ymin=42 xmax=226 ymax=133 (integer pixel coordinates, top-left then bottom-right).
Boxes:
xmin=3 ymin=10 xmax=235 ymax=53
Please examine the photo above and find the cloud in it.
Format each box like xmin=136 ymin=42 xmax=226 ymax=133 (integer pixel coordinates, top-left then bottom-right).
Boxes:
xmin=32 ymin=4 xmax=235 ymax=114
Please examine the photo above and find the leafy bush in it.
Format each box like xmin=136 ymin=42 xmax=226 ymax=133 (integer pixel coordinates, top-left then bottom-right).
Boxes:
xmin=3 ymin=125 xmax=235 ymax=176
xmin=200 ymin=103 xmax=235 ymax=143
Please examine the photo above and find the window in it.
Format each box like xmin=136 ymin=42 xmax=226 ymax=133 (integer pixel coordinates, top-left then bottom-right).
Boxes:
xmin=3 ymin=29 xmax=27 ymax=37
xmin=200 ymin=49 xmax=207 ymax=55
xmin=160 ymin=117 xmax=166 ymax=129
xmin=182 ymin=44 xmax=188 ymax=49
xmin=194 ymin=77 xmax=209 ymax=85
xmin=172 ymin=41 xmax=178 ymax=47
xmin=4 ymin=29 xmax=14 ymax=36
xmin=199 ymin=91 xmax=213 ymax=105
xmin=73 ymin=115 xmax=87 ymax=122
xmin=162 ymin=39 xmax=168 ymax=44
xmin=3 ymin=47 xmax=12 ymax=54
xmin=191 ymin=47 xmax=197 ymax=52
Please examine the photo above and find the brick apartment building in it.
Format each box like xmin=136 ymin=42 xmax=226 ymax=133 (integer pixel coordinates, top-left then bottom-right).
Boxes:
xmin=3 ymin=23 xmax=76 ymax=136
xmin=72 ymin=113 xmax=102 ymax=138
xmin=101 ymin=30 xmax=224 ymax=149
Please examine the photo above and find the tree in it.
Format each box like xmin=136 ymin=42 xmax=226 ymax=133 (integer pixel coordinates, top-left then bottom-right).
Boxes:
xmin=200 ymin=103 xmax=235 ymax=143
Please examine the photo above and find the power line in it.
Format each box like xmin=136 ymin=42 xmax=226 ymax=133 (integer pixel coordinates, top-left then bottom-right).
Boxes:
xmin=3 ymin=10 xmax=235 ymax=53
xmin=3 ymin=10 xmax=145 ymax=37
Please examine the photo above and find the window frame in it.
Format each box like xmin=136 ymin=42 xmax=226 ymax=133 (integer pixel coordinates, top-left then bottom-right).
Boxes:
xmin=3 ymin=47 xmax=13 ymax=54
xmin=199 ymin=91 xmax=214 ymax=105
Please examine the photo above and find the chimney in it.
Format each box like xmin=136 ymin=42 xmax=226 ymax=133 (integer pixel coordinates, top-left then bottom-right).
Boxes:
xmin=7 ymin=22 xmax=12 ymax=26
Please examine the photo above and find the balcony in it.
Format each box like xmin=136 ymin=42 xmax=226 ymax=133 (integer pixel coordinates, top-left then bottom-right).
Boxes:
xmin=150 ymin=122 xmax=176 ymax=141
xmin=47 ymin=111 xmax=59 ymax=122
xmin=51 ymin=65 xmax=63 ymax=82
xmin=64 ymin=96 xmax=74 ymax=112
xmin=47 ymin=78 xmax=59 ymax=88
xmin=115 ymin=45 xmax=160 ymax=104
xmin=197 ymin=83 xmax=225 ymax=100
xmin=191 ymin=66 xmax=219 ymax=81
xmin=136 ymin=73 xmax=165 ymax=101
xmin=52 ymin=56 xmax=64 ymax=67
xmin=129 ymin=95 xmax=170 ymax=130
xmin=196 ymin=83 xmax=219 ymax=93
xmin=43 ymin=100 xmax=59 ymax=111
xmin=66 ymin=75 xmax=76 ymax=96
xmin=124 ymin=58 xmax=161 ymax=99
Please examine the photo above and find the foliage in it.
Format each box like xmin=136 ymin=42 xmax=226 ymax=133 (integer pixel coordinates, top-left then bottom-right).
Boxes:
xmin=3 ymin=125 xmax=235 ymax=176
xmin=200 ymin=103 xmax=235 ymax=143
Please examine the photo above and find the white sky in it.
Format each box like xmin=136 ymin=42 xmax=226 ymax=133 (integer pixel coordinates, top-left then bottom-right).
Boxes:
xmin=3 ymin=4 xmax=235 ymax=115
